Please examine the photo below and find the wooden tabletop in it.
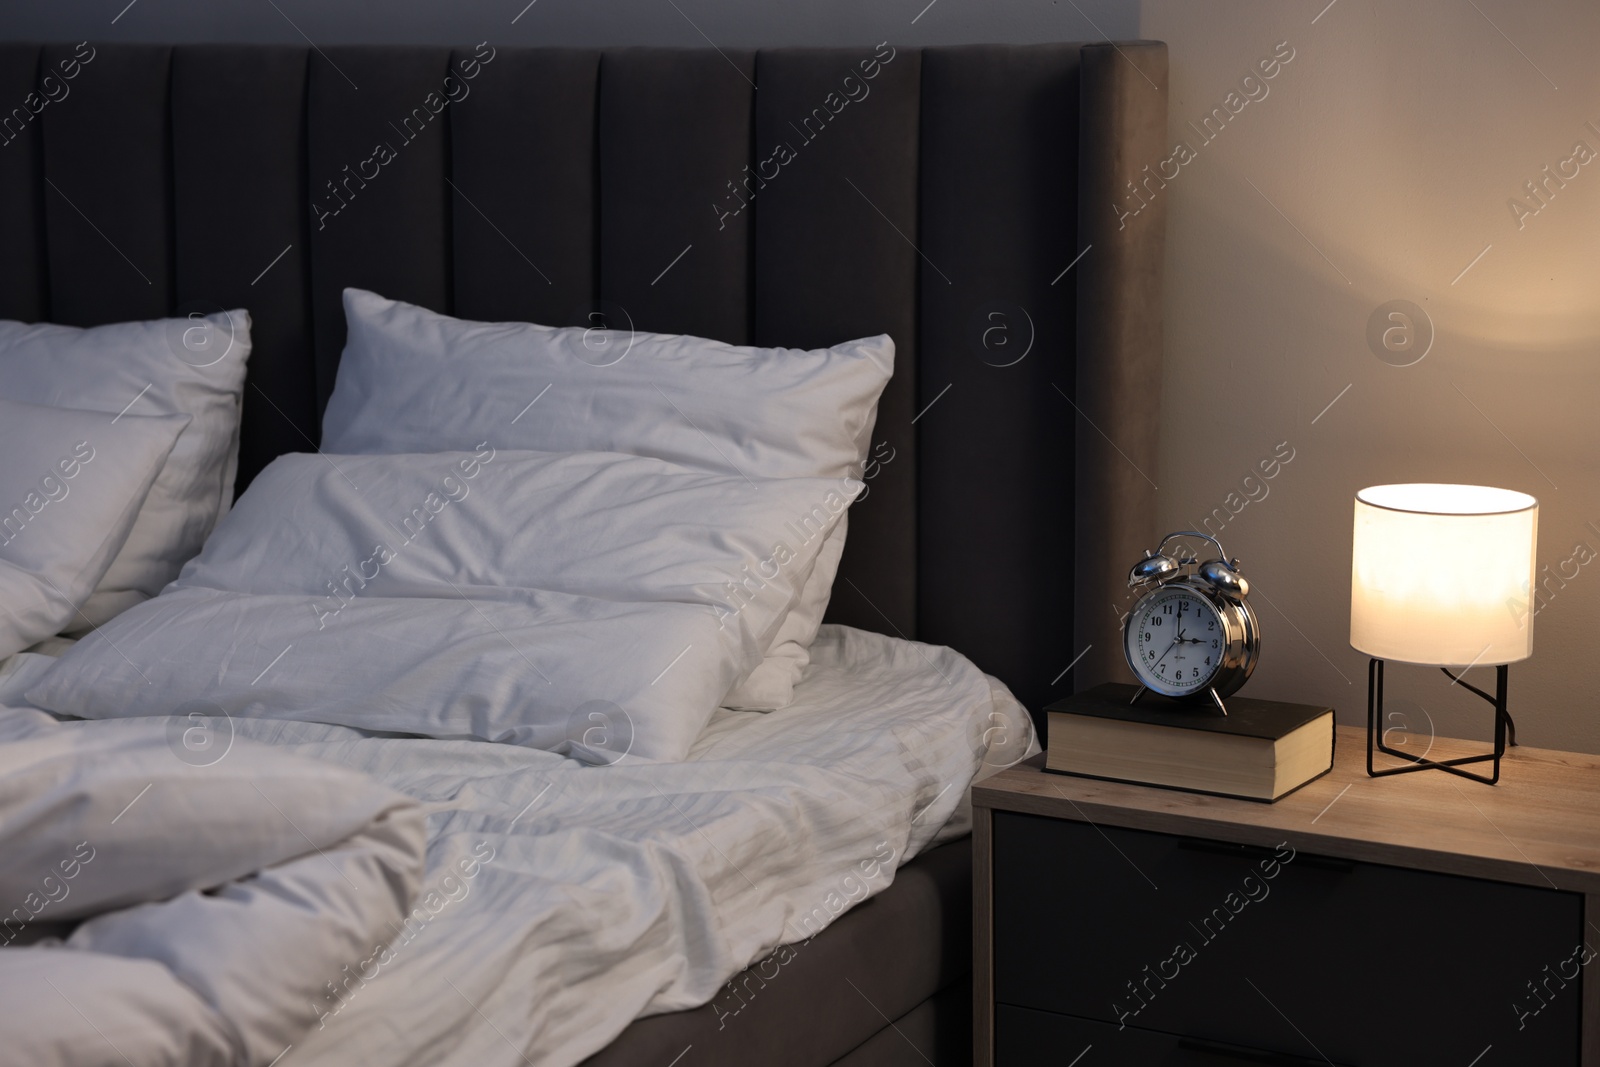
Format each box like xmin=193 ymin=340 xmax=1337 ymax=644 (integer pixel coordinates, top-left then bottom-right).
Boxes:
xmin=973 ymin=726 xmax=1600 ymax=895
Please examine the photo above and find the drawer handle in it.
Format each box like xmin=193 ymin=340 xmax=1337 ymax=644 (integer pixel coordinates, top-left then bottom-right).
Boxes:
xmin=1176 ymin=838 xmax=1355 ymax=874
xmin=1177 ymin=1036 xmax=1352 ymax=1066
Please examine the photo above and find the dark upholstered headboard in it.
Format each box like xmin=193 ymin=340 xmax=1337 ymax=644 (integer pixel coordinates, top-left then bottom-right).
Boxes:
xmin=0 ymin=41 xmax=1166 ymax=715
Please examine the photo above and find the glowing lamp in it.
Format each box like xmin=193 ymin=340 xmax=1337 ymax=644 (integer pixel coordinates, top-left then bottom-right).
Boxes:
xmin=1350 ymin=484 xmax=1537 ymax=784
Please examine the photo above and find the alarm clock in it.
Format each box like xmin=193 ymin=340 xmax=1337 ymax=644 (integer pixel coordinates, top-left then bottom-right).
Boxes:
xmin=1122 ymin=531 xmax=1260 ymax=715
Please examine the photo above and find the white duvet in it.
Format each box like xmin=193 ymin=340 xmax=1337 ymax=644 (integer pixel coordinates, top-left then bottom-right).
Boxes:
xmin=0 ymin=727 xmax=428 ymax=1067
xmin=0 ymin=625 xmax=1033 ymax=1066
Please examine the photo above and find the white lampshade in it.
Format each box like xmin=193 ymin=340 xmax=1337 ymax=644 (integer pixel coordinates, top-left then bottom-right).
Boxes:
xmin=1350 ymin=484 xmax=1538 ymax=667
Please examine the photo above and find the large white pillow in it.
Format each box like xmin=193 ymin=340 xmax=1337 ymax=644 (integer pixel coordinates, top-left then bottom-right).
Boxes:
xmin=29 ymin=449 xmax=855 ymax=761
xmin=0 ymin=398 xmax=188 ymax=658
xmin=321 ymin=288 xmax=889 ymax=709
xmin=0 ymin=310 xmax=251 ymax=627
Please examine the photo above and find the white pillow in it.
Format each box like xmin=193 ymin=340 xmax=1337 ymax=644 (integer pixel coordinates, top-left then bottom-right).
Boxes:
xmin=724 ymin=512 xmax=848 ymax=708
xmin=321 ymin=288 xmax=889 ymax=709
xmin=29 ymin=449 xmax=855 ymax=761
xmin=0 ymin=310 xmax=251 ymax=627
xmin=0 ymin=398 xmax=188 ymax=658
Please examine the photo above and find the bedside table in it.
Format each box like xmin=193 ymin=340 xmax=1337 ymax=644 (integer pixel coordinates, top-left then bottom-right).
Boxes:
xmin=972 ymin=727 xmax=1600 ymax=1066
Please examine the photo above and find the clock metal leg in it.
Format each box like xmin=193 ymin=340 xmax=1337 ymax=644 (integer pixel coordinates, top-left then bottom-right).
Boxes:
xmin=1207 ymin=688 xmax=1228 ymax=716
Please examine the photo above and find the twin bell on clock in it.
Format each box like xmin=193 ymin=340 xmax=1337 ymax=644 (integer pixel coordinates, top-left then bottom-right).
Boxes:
xmin=1122 ymin=531 xmax=1260 ymax=716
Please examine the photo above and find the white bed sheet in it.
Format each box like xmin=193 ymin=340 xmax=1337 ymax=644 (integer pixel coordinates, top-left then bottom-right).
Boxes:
xmin=0 ymin=624 xmax=1035 ymax=1067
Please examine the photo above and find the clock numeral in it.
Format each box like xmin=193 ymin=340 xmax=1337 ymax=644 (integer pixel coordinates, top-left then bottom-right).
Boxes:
xmin=1211 ymin=639 xmax=1218 ymax=648
xmin=1192 ymin=668 xmax=1199 ymax=678
xmin=1152 ymin=617 xmax=1163 ymax=627
xmin=1163 ymin=604 xmax=1173 ymax=615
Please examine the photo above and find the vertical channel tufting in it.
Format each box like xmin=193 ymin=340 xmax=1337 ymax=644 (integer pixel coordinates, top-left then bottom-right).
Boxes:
xmin=172 ymin=46 xmax=313 ymax=493
xmin=1072 ymin=42 xmax=1168 ymax=694
xmin=0 ymin=43 xmax=1144 ymax=700
xmin=306 ymin=47 xmax=455 ymax=415
xmin=451 ymin=47 xmax=600 ymax=328
xmin=40 ymin=44 xmax=173 ymax=326
xmin=0 ymin=45 xmax=45 ymax=322
xmin=918 ymin=45 xmax=1080 ymax=715
xmin=753 ymin=45 xmax=921 ymax=637
xmin=597 ymin=48 xmax=754 ymax=344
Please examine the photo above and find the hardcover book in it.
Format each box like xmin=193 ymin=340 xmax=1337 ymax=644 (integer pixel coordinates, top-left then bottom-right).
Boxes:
xmin=1045 ymin=683 xmax=1335 ymax=802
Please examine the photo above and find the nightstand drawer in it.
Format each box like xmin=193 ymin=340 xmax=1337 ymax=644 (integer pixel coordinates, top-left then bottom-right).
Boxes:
xmin=993 ymin=810 xmax=1583 ymax=1066
xmin=997 ymin=1004 xmax=1355 ymax=1066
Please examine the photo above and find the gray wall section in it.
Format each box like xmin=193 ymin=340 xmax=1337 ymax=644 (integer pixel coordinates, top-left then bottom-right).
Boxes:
xmin=0 ymin=0 xmax=1137 ymax=47
xmin=1142 ymin=0 xmax=1600 ymax=754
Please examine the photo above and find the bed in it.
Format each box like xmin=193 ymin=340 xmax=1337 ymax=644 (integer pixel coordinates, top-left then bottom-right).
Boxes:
xmin=0 ymin=39 xmax=1167 ymax=1066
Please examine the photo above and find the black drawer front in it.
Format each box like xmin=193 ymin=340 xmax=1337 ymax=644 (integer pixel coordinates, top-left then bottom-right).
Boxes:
xmin=993 ymin=811 xmax=1582 ymax=1066
xmin=997 ymin=1004 xmax=1355 ymax=1066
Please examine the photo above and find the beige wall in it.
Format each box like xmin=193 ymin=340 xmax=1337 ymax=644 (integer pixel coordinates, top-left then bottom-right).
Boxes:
xmin=1139 ymin=0 xmax=1600 ymax=752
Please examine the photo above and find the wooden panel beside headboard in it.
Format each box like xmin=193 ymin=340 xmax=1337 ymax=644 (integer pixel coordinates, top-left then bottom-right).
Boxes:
xmin=0 ymin=41 xmax=1167 ymax=714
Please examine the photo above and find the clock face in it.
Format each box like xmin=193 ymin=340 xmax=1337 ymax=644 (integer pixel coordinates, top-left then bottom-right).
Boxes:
xmin=1125 ymin=586 xmax=1227 ymax=695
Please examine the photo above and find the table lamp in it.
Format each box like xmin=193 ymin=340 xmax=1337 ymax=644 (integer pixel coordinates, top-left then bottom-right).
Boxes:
xmin=1350 ymin=483 xmax=1538 ymax=784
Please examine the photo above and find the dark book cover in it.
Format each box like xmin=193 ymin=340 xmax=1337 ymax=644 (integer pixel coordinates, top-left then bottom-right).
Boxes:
xmin=1045 ymin=683 xmax=1333 ymax=743
xmin=1044 ymin=682 xmax=1337 ymax=802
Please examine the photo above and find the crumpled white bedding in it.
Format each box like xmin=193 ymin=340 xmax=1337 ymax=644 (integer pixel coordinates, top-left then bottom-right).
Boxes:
xmin=0 ymin=624 xmax=1034 ymax=1067
xmin=0 ymin=727 xmax=428 ymax=1067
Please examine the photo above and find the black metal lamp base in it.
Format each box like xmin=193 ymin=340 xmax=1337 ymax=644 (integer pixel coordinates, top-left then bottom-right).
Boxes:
xmin=1366 ymin=658 xmax=1517 ymax=784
